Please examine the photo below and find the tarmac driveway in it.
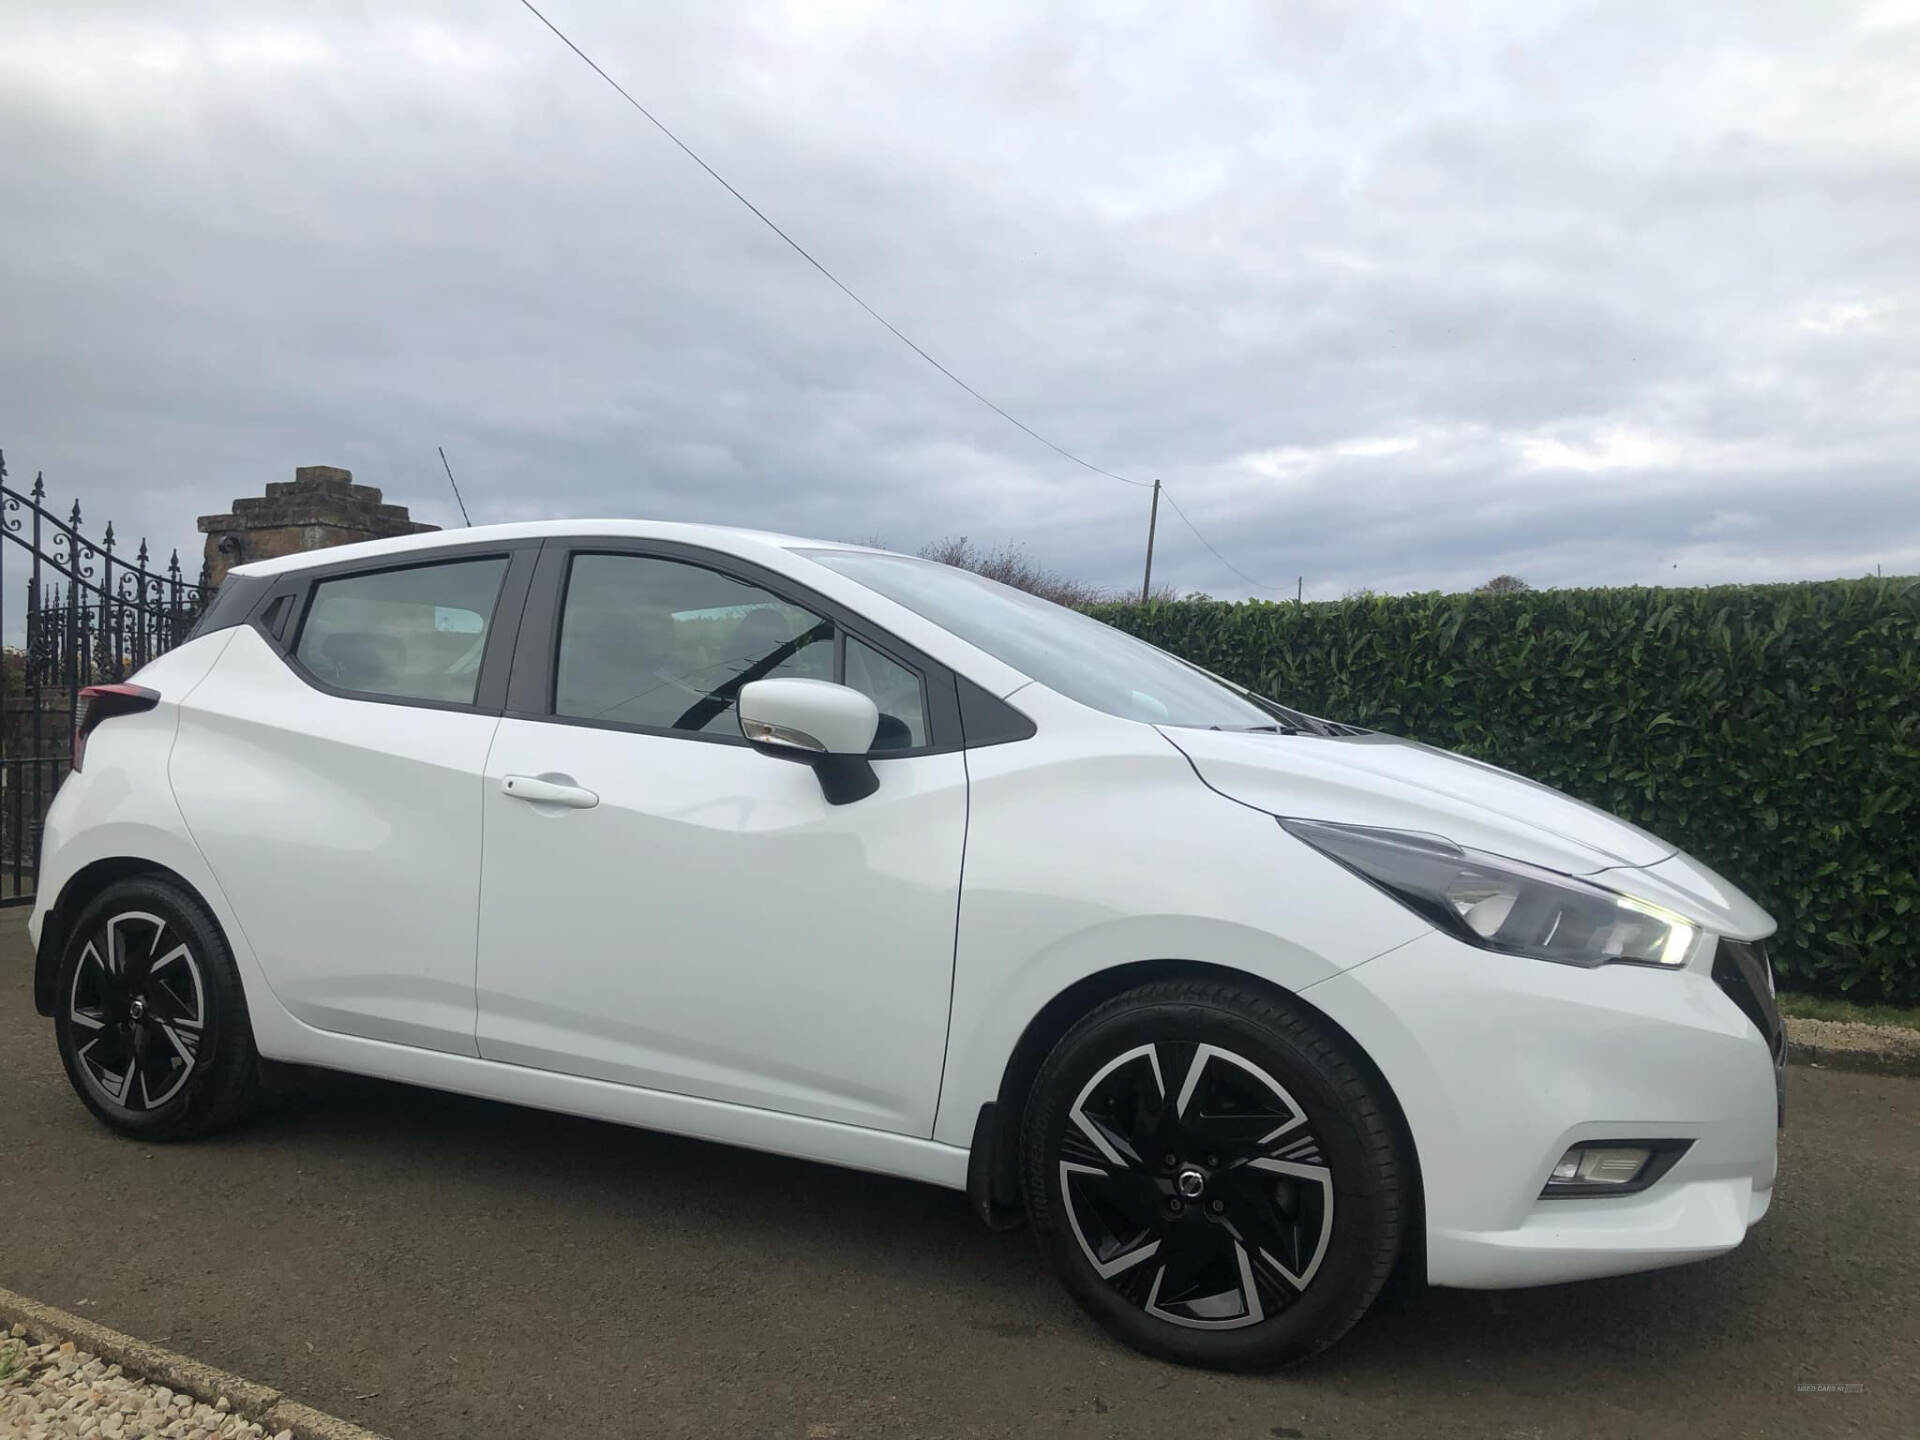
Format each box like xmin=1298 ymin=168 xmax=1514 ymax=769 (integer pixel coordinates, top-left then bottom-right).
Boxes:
xmin=2 ymin=911 xmax=1915 ymax=1439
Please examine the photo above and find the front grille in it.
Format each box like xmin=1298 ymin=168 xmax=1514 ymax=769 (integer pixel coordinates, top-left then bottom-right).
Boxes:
xmin=1714 ymin=941 xmax=1785 ymax=1055
xmin=1715 ymin=939 xmax=1786 ymax=1127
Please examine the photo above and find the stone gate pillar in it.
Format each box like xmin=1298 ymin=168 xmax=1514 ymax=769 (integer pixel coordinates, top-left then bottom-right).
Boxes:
xmin=197 ymin=466 xmax=438 ymax=588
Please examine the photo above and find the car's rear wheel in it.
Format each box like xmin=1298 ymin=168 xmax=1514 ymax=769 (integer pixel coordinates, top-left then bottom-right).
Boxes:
xmin=1021 ymin=977 xmax=1407 ymax=1369
xmin=53 ymin=875 xmax=261 ymax=1141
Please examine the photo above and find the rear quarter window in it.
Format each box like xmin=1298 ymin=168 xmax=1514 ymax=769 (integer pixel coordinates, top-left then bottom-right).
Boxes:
xmin=294 ymin=557 xmax=509 ymax=705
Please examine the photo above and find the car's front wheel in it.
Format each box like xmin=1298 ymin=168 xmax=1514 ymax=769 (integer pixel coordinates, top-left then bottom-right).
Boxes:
xmin=1021 ymin=978 xmax=1408 ymax=1369
xmin=52 ymin=875 xmax=262 ymax=1141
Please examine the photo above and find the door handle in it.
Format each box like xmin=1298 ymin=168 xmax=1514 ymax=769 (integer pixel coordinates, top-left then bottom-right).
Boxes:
xmin=501 ymin=774 xmax=600 ymax=809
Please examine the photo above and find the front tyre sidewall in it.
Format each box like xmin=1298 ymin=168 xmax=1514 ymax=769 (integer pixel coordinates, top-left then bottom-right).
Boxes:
xmin=1024 ymin=990 xmax=1402 ymax=1369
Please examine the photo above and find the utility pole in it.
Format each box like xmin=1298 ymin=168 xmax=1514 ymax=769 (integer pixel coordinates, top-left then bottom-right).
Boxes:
xmin=1297 ymin=575 xmax=1303 ymax=605
xmin=1139 ymin=478 xmax=1161 ymax=605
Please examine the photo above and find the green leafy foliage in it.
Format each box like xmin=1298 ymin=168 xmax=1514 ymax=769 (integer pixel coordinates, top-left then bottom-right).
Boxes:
xmin=1088 ymin=578 xmax=1920 ymax=1003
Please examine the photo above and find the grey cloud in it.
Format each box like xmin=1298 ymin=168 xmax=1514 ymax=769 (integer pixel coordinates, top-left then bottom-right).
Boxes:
xmin=1 ymin=0 xmax=1915 ymax=612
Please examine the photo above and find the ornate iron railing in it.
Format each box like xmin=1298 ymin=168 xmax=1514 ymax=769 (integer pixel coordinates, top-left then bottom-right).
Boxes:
xmin=1 ymin=451 xmax=211 ymax=904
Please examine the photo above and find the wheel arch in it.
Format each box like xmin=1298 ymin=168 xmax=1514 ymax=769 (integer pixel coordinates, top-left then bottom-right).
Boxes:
xmin=33 ymin=857 xmax=205 ymax=1016
xmin=972 ymin=958 xmax=1426 ymax=1281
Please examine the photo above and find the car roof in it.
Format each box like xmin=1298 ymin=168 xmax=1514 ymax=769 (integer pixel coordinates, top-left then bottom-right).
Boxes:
xmin=222 ymin=517 xmax=1045 ymax=700
xmin=224 ymin=518 xmax=889 ymax=578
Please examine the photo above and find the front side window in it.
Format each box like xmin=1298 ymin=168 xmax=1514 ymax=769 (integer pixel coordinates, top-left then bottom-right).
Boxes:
xmin=845 ymin=636 xmax=927 ymax=749
xmin=553 ymin=553 xmax=929 ymax=750
xmin=556 ymin=554 xmax=833 ymax=735
xmin=295 ymin=556 xmax=508 ymax=704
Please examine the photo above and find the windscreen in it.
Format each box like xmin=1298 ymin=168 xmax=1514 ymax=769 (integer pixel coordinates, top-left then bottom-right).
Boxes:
xmin=804 ymin=549 xmax=1281 ymax=728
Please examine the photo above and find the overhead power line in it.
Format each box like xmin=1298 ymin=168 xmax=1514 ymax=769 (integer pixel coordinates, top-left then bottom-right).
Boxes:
xmin=515 ymin=0 xmax=1302 ymax=593
xmin=516 ymin=0 xmax=1143 ymax=490
xmin=1159 ymin=488 xmax=1288 ymax=596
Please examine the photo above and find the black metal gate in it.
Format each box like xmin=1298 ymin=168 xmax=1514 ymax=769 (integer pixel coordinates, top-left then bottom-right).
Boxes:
xmin=1 ymin=452 xmax=210 ymax=906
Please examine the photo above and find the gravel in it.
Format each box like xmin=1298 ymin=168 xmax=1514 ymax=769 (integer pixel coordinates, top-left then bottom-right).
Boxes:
xmin=0 ymin=1328 xmax=278 ymax=1440
xmin=1786 ymin=1014 xmax=1920 ymax=1071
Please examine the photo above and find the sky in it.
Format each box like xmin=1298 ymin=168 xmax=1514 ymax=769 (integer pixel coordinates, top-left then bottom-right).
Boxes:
xmin=2 ymin=0 xmax=1917 ymax=607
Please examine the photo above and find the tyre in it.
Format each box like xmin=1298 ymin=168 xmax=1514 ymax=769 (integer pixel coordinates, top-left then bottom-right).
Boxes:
xmin=1021 ymin=978 xmax=1406 ymax=1369
xmin=52 ymin=875 xmax=262 ymax=1141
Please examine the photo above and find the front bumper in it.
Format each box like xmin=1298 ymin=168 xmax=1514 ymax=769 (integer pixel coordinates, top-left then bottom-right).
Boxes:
xmin=1305 ymin=928 xmax=1780 ymax=1289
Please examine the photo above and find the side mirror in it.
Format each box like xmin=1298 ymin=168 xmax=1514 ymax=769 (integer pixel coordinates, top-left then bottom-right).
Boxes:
xmin=738 ymin=678 xmax=881 ymax=804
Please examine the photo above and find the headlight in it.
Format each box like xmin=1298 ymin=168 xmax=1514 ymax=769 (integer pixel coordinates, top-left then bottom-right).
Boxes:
xmin=1281 ymin=819 xmax=1700 ymax=969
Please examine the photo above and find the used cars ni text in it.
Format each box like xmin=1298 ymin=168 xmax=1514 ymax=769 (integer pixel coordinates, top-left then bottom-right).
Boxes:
xmin=30 ymin=521 xmax=1785 ymax=1368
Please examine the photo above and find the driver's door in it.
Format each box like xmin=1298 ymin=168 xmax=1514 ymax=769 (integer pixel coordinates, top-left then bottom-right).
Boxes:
xmin=473 ymin=542 xmax=968 ymax=1135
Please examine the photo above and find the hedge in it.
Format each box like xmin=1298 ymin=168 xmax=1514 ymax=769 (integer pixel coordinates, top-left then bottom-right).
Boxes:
xmin=1087 ymin=578 xmax=1920 ymax=1004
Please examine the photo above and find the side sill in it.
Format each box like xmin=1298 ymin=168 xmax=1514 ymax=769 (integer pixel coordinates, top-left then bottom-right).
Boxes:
xmin=252 ymin=1010 xmax=972 ymax=1192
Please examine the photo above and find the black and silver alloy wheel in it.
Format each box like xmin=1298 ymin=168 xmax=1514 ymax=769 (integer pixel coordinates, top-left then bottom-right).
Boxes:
xmin=68 ymin=911 xmax=206 ymax=1111
xmin=1024 ymin=979 xmax=1407 ymax=1369
xmin=1058 ymin=1041 xmax=1334 ymax=1329
xmin=54 ymin=876 xmax=262 ymax=1141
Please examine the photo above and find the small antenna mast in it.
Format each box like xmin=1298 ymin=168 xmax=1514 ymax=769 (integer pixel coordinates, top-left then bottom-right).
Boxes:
xmin=437 ymin=446 xmax=473 ymax=527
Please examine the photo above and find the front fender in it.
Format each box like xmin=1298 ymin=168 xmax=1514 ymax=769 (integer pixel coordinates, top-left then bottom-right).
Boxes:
xmin=932 ymin=693 xmax=1429 ymax=1149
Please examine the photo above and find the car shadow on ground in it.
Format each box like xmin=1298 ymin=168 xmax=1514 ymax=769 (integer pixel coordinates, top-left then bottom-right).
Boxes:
xmin=222 ymin=1062 xmax=1768 ymax=1389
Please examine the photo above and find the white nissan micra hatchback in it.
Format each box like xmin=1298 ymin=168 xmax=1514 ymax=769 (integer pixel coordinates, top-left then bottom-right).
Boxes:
xmin=30 ymin=520 xmax=1785 ymax=1368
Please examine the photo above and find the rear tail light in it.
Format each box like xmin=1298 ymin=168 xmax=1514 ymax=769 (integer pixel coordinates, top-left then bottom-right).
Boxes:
xmin=73 ymin=684 xmax=160 ymax=771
